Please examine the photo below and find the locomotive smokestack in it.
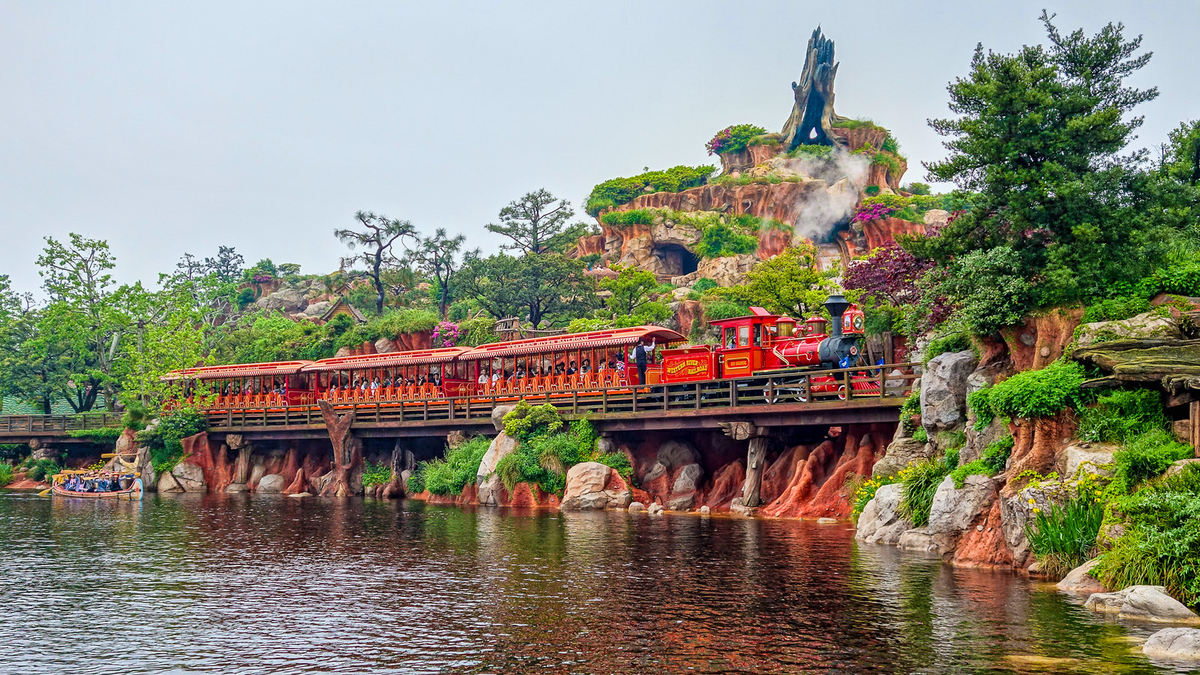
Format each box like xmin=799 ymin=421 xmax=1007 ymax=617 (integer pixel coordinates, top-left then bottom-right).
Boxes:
xmin=824 ymin=294 xmax=849 ymax=338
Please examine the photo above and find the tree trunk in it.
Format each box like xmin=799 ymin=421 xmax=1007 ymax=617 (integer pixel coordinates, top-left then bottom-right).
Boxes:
xmin=232 ymin=446 xmax=252 ymax=485
xmin=315 ymin=400 xmax=363 ymax=497
xmin=781 ymin=27 xmax=842 ymax=152
xmin=740 ymin=436 xmax=768 ymax=507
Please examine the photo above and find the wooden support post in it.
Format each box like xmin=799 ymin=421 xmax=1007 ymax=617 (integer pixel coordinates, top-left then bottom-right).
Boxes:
xmin=883 ymin=331 xmax=894 ymax=367
xmin=1192 ymin=401 xmax=1200 ymax=457
xmin=742 ymin=436 xmax=768 ymax=508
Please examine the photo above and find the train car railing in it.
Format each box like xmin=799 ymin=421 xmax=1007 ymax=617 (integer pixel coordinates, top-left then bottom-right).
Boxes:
xmin=205 ymin=363 xmax=919 ymax=431
xmin=0 ymin=412 xmax=123 ymax=434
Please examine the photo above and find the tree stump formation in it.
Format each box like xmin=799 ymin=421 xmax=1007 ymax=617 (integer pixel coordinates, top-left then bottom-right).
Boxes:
xmin=314 ymin=400 xmax=363 ymax=497
xmin=781 ymin=27 xmax=845 ymax=153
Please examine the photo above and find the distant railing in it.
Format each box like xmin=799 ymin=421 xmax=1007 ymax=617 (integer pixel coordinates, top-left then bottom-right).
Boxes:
xmin=205 ymin=363 xmax=919 ymax=431
xmin=0 ymin=412 xmax=123 ymax=434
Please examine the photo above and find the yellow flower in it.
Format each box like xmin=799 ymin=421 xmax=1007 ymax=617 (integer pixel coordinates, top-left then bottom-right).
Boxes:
xmin=1032 ymin=507 xmax=1041 ymax=513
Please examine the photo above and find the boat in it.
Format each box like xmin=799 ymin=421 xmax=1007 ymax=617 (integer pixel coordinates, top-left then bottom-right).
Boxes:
xmin=50 ymin=470 xmax=144 ymax=501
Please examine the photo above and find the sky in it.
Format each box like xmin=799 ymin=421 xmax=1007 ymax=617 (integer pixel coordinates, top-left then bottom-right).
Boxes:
xmin=2 ymin=0 xmax=1197 ymax=296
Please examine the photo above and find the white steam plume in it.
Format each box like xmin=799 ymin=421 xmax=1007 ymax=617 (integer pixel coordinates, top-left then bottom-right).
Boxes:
xmin=784 ymin=149 xmax=871 ymax=243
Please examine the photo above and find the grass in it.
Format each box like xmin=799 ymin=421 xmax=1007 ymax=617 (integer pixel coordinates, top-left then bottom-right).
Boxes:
xmin=1025 ymin=490 xmax=1105 ymax=577
xmin=923 ymin=332 xmax=974 ymax=364
xmin=416 ymin=435 xmax=492 ymax=496
xmin=0 ymin=462 xmax=13 ymax=487
xmin=898 ymin=452 xmax=957 ymax=527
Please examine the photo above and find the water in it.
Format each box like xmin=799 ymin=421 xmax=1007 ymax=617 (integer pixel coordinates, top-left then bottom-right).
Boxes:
xmin=0 ymin=491 xmax=1193 ymax=674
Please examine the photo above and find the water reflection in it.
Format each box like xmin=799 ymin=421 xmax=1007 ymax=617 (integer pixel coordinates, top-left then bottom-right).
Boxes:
xmin=0 ymin=491 xmax=1185 ymax=674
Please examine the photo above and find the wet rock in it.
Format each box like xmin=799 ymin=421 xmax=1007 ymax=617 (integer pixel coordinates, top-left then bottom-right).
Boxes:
xmin=1085 ymin=586 xmax=1200 ymax=624
xmin=156 ymin=470 xmax=184 ymax=493
xmin=1074 ymin=311 xmax=1181 ymax=348
xmin=871 ymin=437 xmax=932 ymax=478
xmin=628 ymin=501 xmax=647 ymax=513
xmin=1001 ymin=479 xmax=1069 ymax=568
xmin=647 ymin=502 xmax=664 ymax=516
xmin=256 ymin=473 xmax=286 ymax=494
xmin=855 ymin=483 xmax=913 ymax=545
xmin=476 ymin=433 xmax=519 ymax=506
xmin=171 ymin=463 xmax=207 ymax=493
xmin=1143 ymin=628 xmax=1200 ymax=660
xmin=920 ymin=350 xmax=977 ymax=432
xmin=699 ymin=505 xmax=711 ymax=515
xmin=1057 ymin=559 xmax=1106 ymax=595
xmin=225 ymin=483 xmax=249 ymax=493
xmin=672 ymin=463 xmax=703 ymax=494
xmin=897 ymin=527 xmax=939 ymax=553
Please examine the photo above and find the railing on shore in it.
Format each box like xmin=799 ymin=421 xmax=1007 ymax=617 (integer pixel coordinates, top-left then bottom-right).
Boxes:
xmin=0 ymin=412 xmax=123 ymax=434
xmin=206 ymin=363 xmax=919 ymax=431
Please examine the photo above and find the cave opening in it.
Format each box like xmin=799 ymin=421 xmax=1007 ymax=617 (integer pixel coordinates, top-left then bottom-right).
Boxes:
xmin=655 ymin=244 xmax=700 ymax=276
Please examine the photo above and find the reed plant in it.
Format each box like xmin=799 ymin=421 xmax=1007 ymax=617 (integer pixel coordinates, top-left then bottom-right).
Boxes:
xmin=1025 ymin=490 xmax=1105 ymax=577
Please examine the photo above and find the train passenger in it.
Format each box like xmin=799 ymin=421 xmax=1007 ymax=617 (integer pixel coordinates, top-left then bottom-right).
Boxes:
xmin=566 ymin=361 xmax=577 ymax=375
xmin=477 ymin=370 xmax=489 ymax=386
xmin=580 ymin=359 xmax=591 ymax=374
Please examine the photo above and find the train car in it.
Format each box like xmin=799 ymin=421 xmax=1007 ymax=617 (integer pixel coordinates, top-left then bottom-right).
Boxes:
xmin=305 ymin=347 xmax=472 ymax=403
xmin=659 ymin=294 xmax=877 ymax=399
xmin=161 ymin=361 xmax=316 ymax=408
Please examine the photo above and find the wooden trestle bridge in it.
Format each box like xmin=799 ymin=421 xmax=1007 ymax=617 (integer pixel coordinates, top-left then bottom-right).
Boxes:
xmin=0 ymin=364 xmax=917 ymax=445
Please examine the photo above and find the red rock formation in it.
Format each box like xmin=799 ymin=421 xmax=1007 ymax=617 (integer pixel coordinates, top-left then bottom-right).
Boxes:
xmin=702 ymin=461 xmax=745 ymax=511
xmin=1004 ymin=412 xmax=1077 ymax=492
xmin=394 ymin=330 xmax=432 ymax=351
xmin=178 ymin=432 xmax=236 ymax=493
xmin=757 ymin=427 xmax=885 ymax=519
xmin=999 ymin=309 xmax=1084 ymax=372
xmin=756 ymin=227 xmax=792 ymax=259
xmin=761 ymin=445 xmax=806 ymax=505
xmin=674 ymin=300 xmax=704 ymax=338
xmin=719 ymin=144 xmax=785 ymax=174
xmin=617 ymin=181 xmax=829 ymax=230
xmin=283 ymin=468 xmax=308 ymax=495
xmin=860 ymin=217 xmax=927 ymax=251
xmin=829 ymin=126 xmax=887 ymax=152
xmin=574 ymin=234 xmax=606 ymax=258
xmin=504 ymin=482 xmax=562 ymax=508
xmin=952 ymin=501 xmax=1014 ymax=568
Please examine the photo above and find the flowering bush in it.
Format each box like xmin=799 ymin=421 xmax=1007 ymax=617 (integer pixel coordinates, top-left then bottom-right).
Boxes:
xmin=252 ymin=273 xmax=274 ymax=284
xmin=852 ymin=474 xmax=898 ymax=521
xmin=432 ymin=321 xmax=461 ymax=347
xmin=705 ymin=124 xmax=767 ymax=156
xmin=851 ymin=202 xmax=895 ymax=223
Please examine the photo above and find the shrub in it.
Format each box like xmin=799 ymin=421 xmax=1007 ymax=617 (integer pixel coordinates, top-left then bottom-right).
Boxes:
xmin=968 ymin=387 xmax=996 ymax=432
xmin=899 ymin=390 xmax=921 ymax=435
xmin=898 ymin=452 xmax=957 ymax=526
xmin=1078 ymin=389 xmax=1168 ymax=444
xmin=1096 ymin=465 xmax=1200 ymax=606
xmin=1025 ymin=490 xmax=1105 ymax=577
xmin=136 ymin=407 xmax=208 ymax=474
xmin=419 ymin=435 xmax=491 ymax=496
xmin=25 ymin=458 xmax=60 ymax=483
xmin=1111 ymin=429 xmax=1194 ymax=493
xmin=362 ymin=461 xmax=392 ymax=489
xmin=988 ymin=359 xmax=1088 ymax=419
xmin=904 ymin=182 xmax=932 ymax=195
xmin=949 ymin=436 xmax=1014 ymax=488
xmin=496 ymin=409 xmax=604 ymax=495
xmin=706 ymin=124 xmax=768 ymax=156
xmin=458 ymin=315 xmax=499 ymax=347
xmin=599 ymin=209 xmax=657 ymax=227
xmin=924 ymin=332 xmax=973 ymax=363
xmin=788 ymin=144 xmax=832 ymax=159
xmin=702 ymin=298 xmax=750 ymax=321
xmin=1082 ymin=295 xmax=1152 ymax=323
xmin=913 ymin=427 xmax=928 ymax=443
xmin=852 ymin=474 xmax=898 ymax=521
xmin=691 ymin=278 xmax=718 ymax=294
xmin=0 ymin=462 xmax=13 ymax=487
xmin=934 ymin=246 xmax=1034 ymax=335
xmin=65 ymin=427 xmax=124 ymax=442
xmin=586 ymin=165 xmax=715 ymax=216
xmin=694 ymin=222 xmax=758 ymax=259
xmin=122 ymin=401 xmax=148 ymax=431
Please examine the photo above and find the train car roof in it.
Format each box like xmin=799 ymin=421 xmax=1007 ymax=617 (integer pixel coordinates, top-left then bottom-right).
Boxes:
xmin=460 ymin=326 xmax=684 ymax=361
xmin=303 ymin=347 xmax=472 ymax=372
xmin=161 ymin=360 xmax=314 ymax=382
xmin=707 ymin=306 xmax=781 ymax=328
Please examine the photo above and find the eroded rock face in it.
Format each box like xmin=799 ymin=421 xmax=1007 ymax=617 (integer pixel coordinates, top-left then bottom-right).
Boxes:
xmin=1143 ymin=628 xmax=1200 ymax=660
xmin=871 ymin=436 xmax=932 ymax=478
xmin=171 ymin=462 xmax=207 ymax=493
xmin=855 ymin=484 xmax=912 ymax=545
xmin=256 ymin=473 xmax=286 ymax=494
xmin=476 ymin=433 xmax=519 ymax=506
xmin=672 ymin=254 xmax=760 ymax=288
xmin=1074 ymin=311 xmax=1181 ymax=348
xmin=672 ymin=463 xmax=703 ymax=494
xmin=1085 ymin=586 xmax=1200 ymax=624
xmin=920 ymin=350 xmax=977 ymax=432
xmin=926 ymin=474 xmax=998 ymax=555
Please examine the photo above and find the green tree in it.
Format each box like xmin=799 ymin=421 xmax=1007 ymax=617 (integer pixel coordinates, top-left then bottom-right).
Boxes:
xmin=406 ymin=228 xmax=465 ymax=319
xmin=486 ymin=189 xmax=587 ymax=255
xmin=720 ymin=246 xmax=832 ymax=317
xmin=598 ymin=265 xmax=664 ymax=317
xmin=457 ymin=252 xmax=595 ymax=328
xmin=334 ymin=211 xmax=416 ymax=316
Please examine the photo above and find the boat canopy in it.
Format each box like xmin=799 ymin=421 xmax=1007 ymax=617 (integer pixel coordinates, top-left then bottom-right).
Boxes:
xmin=459 ymin=326 xmax=684 ymax=361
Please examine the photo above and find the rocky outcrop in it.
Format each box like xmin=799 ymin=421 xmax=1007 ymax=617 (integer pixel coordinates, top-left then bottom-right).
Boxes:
xmin=1085 ymin=586 xmax=1200 ymax=624
xmin=925 ymin=474 xmax=999 ymax=556
xmin=702 ymin=461 xmax=745 ymax=511
xmin=1000 ymin=478 xmax=1069 ymax=568
xmin=759 ymin=429 xmax=882 ymax=519
xmin=255 ymin=286 xmax=308 ymax=313
xmin=157 ymin=470 xmax=184 ymax=493
xmin=855 ymin=483 xmax=912 ymax=545
xmin=920 ymin=350 xmax=977 ymax=432
xmin=1006 ymin=411 xmax=1077 ymax=483
xmin=1074 ymin=311 xmax=1181 ymax=348
xmin=671 ymin=254 xmax=760 ymax=288
xmin=1062 ymin=443 xmax=1118 ymax=478
xmin=476 ymin=433 xmax=519 ymax=507
xmin=171 ymin=462 xmax=207 ymax=492
xmin=560 ymin=462 xmax=631 ymax=510
xmin=871 ymin=436 xmax=931 ymax=478
xmin=1143 ymin=628 xmax=1200 ymax=660
xmin=999 ymin=309 xmax=1084 ymax=372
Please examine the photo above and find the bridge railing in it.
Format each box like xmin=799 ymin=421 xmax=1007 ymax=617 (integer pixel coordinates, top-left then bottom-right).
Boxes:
xmin=0 ymin=412 xmax=123 ymax=434
xmin=206 ymin=363 xmax=919 ymax=431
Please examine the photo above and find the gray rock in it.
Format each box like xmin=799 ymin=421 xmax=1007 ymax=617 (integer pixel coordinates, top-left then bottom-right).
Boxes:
xmin=872 ymin=437 xmax=933 ymax=478
xmin=628 ymin=501 xmax=647 ymax=513
xmin=647 ymin=502 xmax=664 ymax=516
xmin=256 ymin=473 xmax=286 ymax=494
xmin=672 ymin=463 xmax=703 ymax=494
xmin=666 ymin=494 xmax=695 ymax=511
xmin=298 ymin=301 xmax=331 ymax=318
xmin=643 ymin=461 xmax=668 ymax=483
xmin=699 ymin=505 xmax=711 ymax=515
xmin=605 ymin=490 xmax=632 ymax=509
xmin=1064 ymin=443 xmax=1118 ymax=479
xmin=491 ymin=405 xmax=518 ymax=433
xmin=897 ymin=527 xmax=939 ymax=553
xmin=255 ymin=286 xmax=307 ymax=313
xmin=156 ymin=470 xmax=184 ymax=494
xmin=225 ymin=483 xmax=249 ymax=493
xmin=1075 ymin=311 xmax=1181 ymax=348
xmin=1001 ymin=480 xmax=1069 ymax=567
xmin=1167 ymin=458 xmax=1200 ymax=478
xmin=476 ymin=433 xmax=519 ymax=506
xmin=1057 ymin=559 xmax=1105 ymax=595
xmin=920 ymin=350 xmax=977 ymax=432
xmin=1085 ymin=586 xmax=1200 ymax=624
xmin=248 ymin=463 xmax=266 ymax=490
xmin=657 ymin=440 xmax=700 ymax=469
xmin=171 ymin=463 xmax=207 ymax=493
xmin=855 ymin=483 xmax=914 ymax=545
xmin=928 ymin=475 xmax=995 ymax=538
xmin=560 ymin=462 xmax=618 ymax=511
xmin=562 ymin=493 xmax=611 ymax=511
xmin=1143 ymin=628 xmax=1200 ymax=660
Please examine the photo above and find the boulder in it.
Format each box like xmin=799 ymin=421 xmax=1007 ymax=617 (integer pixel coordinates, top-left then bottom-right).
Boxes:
xmin=871 ymin=436 xmax=933 ymax=478
xmin=1063 ymin=443 xmax=1118 ymax=479
xmin=628 ymin=501 xmax=647 ymax=513
xmin=1085 ymin=586 xmax=1200 ymax=624
xmin=699 ymin=505 xmax=711 ymax=515
xmin=491 ymin=405 xmax=517 ymax=433
xmin=672 ymin=463 xmax=703 ymax=494
xmin=643 ymin=461 xmax=668 ymax=483
xmin=1143 ymin=628 xmax=1200 ymax=660
xmin=156 ymin=470 xmax=184 ymax=494
xmin=374 ymin=338 xmax=398 ymax=354
xmin=666 ymin=494 xmax=695 ymax=511
xmin=647 ymin=502 xmax=664 ymax=516
xmin=248 ymin=463 xmax=266 ymax=490
xmin=920 ymin=350 xmax=977 ymax=432
xmin=561 ymin=462 xmax=630 ymax=511
xmin=1057 ymin=559 xmax=1106 ymax=595
xmin=564 ymin=461 xmax=610 ymax=497
xmin=256 ymin=473 xmax=286 ymax=494
xmin=298 ymin=301 xmax=331 ymax=318
xmin=1074 ymin=311 xmax=1181 ymax=348
xmin=1167 ymin=458 xmax=1200 ymax=478
xmin=657 ymin=440 xmax=700 ymax=469
xmin=926 ymin=474 xmax=997 ymax=554
xmin=171 ymin=462 xmax=207 ymax=493
xmin=854 ymin=483 xmax=913 ymax=545
xmin=1001 ymin=479 xmax=1069 ymax=568
xmin=897 ymin=527 xmax=939 ymax=553
xmin=476 ymin=433 xmax=519 ymax=506
xmin=255 ymin=286 xmax=307 ymax=313
xmin=225 ymin=483 xmax=249 ymax=493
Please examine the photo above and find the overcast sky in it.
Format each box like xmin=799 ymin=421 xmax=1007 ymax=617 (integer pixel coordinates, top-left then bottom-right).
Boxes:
xmin=2 ymin=1 xmax=1196 ymax=296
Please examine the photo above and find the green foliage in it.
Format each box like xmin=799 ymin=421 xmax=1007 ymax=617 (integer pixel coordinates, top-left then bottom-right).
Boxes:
xmin=599 ymin=209 xmax=657 ymax=227
xmin=923 ymin=333 xmax=973 ymax=364
xmin=361 ymin=460 xmax=393 ymax=489
xmin=863 ymin=185 xmax=881 ymax=196
xmin=236 ymin=287 xmax=257 ymax=309
xmin=1111 ymin=429 xmax=1194 ymax=493
xmin=136 ymin=407 xmax=207 ymax=474
xmin=831 ymin=118 xmax=886 ymax=132
xmin=694 ymin=222 xmax=758 ymax=259
xmin=122 ymin=400 xmax=148 ymax=431
xmin=787 ymin=144 xmax=832 ymax=159
xmin=418 ymin=435 xmax=491 ymax=496
xmin=913 ymin=426 xmax=928 ymax=443
xmin=25 ymin=458 xmax=60 ymax=483
xmin=904 ymin=182 xmax=932 ymax=195
xmin=852 ymin=474 xmax=899 ymax=521
xmin=898 ymin=452 xmax=957 ymax=527
xmin=691 ymin=278 xmax=718 ymax=294
xmin=496 ymin=411 xmax=605 ymax=495
xmin=988 ymin=359 xmax=1088 ymax=419
xmin=1078 ymin=389 xmax=1168 ymax=444
xmin=585 ymin=165 xmax=714 ymax=216
xmin=1025 ymin=490 xmax=1105 ymax=577
xmin=706 ymin=124 xmax=769 ymax=156
xmin=1096 ymin=465 xmax=1200 ymax=607
xmin=1081 ymin=295 xmax=1153 ymax=323
xmin=715 ymin=246 xmax=833 ymax=318
xmin=968 ymin=387 xmax=996 ymax=432
xmin=65 ymin=427 xmax=124 ymax=441
xmin=949 ymin=436 xmax=1014 ymax=488
xmin=503 ymin=401 xmax=564 ymax=440
xmin=456 ymin=252 xmax=596 ymax=329
xmin=861 ymin=192 xmax=974 ymax=224
xmin=701 ymin=298 xmax=751 ymax=321
xmin=930 ymin=246 xmax=1035 ymax=335
xmin=900 ymin=389 xmax=921 ymax=435
xmin=457 ymin=315 xmax=499 ymax=347
xmin=0 ymin=462 xmax=12 ymax=487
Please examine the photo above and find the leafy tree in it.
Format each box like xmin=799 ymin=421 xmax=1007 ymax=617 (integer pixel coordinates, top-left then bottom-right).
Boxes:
xmin=406 ymin=228 xmax=465 ymax=319
xmin=486 ymin=189 xmax=585 ymax=255
xmin=598 ymin=265 xmax=663 ymax=317
xmin=176 ymin=246 xmax=244 ymax=285
xmin=719 ymin=246 xmax=832 ymax=317
xmin=457 ymin=253 xmax=595 ymax=328
xmin=335 ymin=211 xmax=416 ymax=316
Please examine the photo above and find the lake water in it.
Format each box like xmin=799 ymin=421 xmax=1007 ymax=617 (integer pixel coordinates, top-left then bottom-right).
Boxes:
xmin=0 ymin=491 xmax=1192 ymax=674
